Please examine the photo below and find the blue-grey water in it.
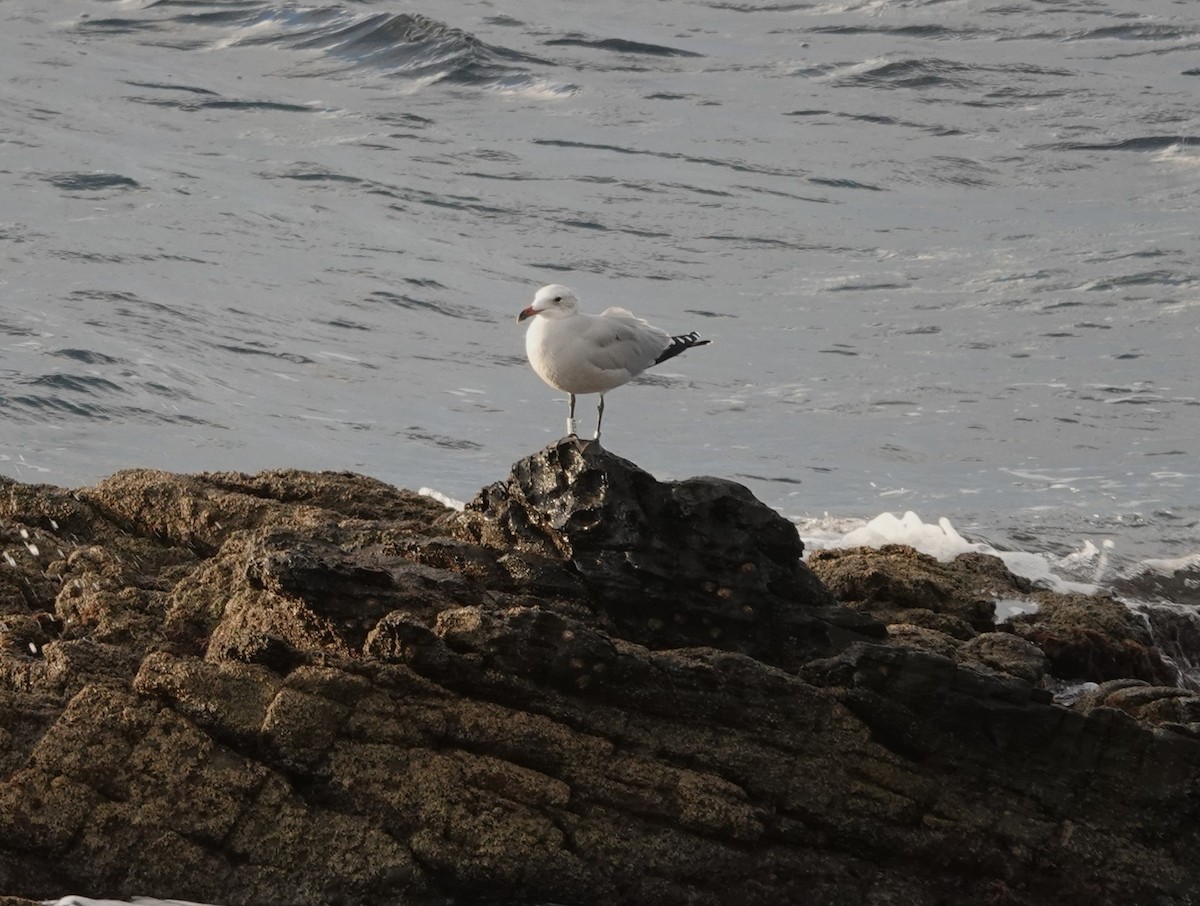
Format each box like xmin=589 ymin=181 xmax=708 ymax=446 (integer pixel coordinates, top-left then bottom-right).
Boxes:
xmin=2 ymin=0 xmax=1199 ymax=584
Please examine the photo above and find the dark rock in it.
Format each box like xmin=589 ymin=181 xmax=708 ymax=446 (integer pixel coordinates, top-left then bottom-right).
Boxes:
xmin=1008 ymin=593 xmax=1179 ymax=686
xmin=958 ymin=631 xmax=1048 ymax=685
xmin=808 ymin=544 xmax=1025 ymax=636
xmin=0 ymin=459 xmax=1199 ymax=906
xmin=1074 ymin=679 xmax=1200 ymax=733
xmin=884 ymin=621 xmax=962 ymax=658
xmin=1126 ymin=600 xmax=1200 ymax=688
xmin=810 ymin=544 xmax=1182 ymax=689
xmin=458 ymin=438 xmax=881 ymax=668
xmin=362 ymin=610 xmax=455 ymax=675
xmin=882 ymin=625 xmax=1049 ymax=686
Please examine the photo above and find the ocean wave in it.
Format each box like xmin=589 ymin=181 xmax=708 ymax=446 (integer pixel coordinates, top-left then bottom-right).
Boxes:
xmin=79 ymin=3 xmax=571 ymax=93
xmin=832 ymin=56 xmax=978 ymax=90
xmin=1063 ymin=24 xmax=1200 ymax=42
xmin=1050 ymin=135 xmax=1200 ymax=153
xmin=282 ymin=10 xmax=544 ymax=85
xmin=250 ymin=7 xmax=573 ymax=94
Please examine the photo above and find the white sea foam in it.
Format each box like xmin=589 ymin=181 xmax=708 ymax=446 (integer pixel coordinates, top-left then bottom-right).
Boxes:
xmin=994 ymin=598 xmax=1040 ymax=620
xmin=1137 ymin=552 xmax=1200 ymax=576
xmin=418 ymin=486 xmax=466 ymax=511
xmin=800 ymin=510 xmax=986 ymax=561
xmin=488 ymin=76 xmax=579 ymax=98
xmin=797 ymin=510 xmax=1107 ymax=595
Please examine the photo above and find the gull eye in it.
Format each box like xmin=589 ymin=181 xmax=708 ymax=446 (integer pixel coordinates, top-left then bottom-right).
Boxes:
xmin=553 ymin=296 xmax=562 ymax=302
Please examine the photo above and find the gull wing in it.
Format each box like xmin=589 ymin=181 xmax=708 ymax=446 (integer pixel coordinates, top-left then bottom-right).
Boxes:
xmin=572 ymin=309 xmax=673 ymax=377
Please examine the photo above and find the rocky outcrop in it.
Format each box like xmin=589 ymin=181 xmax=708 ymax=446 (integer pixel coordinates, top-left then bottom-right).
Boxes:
xmin=809 ymin=544 xmax=1180 ymax=687
xmin=1 ymin=438 xmax=1199 ymax=906
xmin=808 ymin=545 xmax=1013 ymax=637
xmin=457 ymin=440 xmax=881 ymax=668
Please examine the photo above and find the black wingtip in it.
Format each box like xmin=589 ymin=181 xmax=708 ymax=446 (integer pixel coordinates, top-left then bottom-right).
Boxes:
xmin=654 ymin=331 xmax=711 ymax=366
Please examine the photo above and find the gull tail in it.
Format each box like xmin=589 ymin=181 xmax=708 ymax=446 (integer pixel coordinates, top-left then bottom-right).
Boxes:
xmin=654 ymin=331 xmax=711 ymax=366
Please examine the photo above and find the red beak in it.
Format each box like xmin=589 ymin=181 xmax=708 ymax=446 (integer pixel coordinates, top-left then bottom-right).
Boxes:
xmin=517 ymin=306 xmax=538 ymax=323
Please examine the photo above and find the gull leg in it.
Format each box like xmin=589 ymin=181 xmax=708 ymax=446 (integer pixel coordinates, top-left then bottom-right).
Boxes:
xmin=595 ymin=394 xmax=605 ymax=441
xmin=566 ymin=393 xmax=578 ymax=437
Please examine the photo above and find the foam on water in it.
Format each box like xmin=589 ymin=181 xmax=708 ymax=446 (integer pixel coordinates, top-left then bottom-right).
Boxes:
xmin=1139 ymin=552 xmax=1200 ymax=576
xmin=799 ymin=509 xmax=1121 ymax=596
xmin=817 ymin=510 xmax=985 ymax=561
xmin=418 ymin=486 xmax=466 ymax=511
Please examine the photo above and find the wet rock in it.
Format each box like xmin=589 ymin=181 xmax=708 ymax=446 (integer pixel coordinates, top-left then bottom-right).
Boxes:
xmin=885 ymin=622 xmax=962 ymax=659
xmin=1008 ymin=592 xmax=1178 ymax=686
xmin=884 ymin=624 xmax=1048 ymax=685
xmin=1127 ymin=600 xmax=1200 ymax=688
xmin=807 ymin=545 xmax=1023 ymax=636
xmin=957 ymin=631 xmax=1047 ymax=685
xmin=1074 ymin=679 xmax=1200 ymax=734
xmin=811 ymin=544 xmax=1182 ymax=689
xmin=458 ymin=438 xmax=883 ymax=668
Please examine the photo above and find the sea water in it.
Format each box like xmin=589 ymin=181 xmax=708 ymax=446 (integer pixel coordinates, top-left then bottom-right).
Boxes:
xmin=2 ymin=1 xmax=1198 ymax=591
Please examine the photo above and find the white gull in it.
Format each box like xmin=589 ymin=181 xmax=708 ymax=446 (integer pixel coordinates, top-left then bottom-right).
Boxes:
xmin=517 ymin=283 xmax=711 ymax=439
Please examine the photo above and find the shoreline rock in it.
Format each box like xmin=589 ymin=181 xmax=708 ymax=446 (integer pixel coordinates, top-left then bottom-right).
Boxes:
xmin=2 ymin=439 xmax=1199 ymax=905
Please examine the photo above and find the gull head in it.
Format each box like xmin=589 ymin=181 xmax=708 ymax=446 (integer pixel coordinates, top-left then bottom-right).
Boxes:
xmin=517 ymin=284 xmax=580 ymax=323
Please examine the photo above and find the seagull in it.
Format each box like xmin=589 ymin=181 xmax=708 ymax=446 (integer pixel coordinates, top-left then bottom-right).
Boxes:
xmin=517 ymin=284 xmax=711 ymax=439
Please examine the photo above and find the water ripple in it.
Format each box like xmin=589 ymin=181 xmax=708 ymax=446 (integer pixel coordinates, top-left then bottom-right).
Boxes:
xmin=367 ymin=291 xmax=496 ymax=323
xmin=1051 ymin=136 xmax=1200 ymax=152
xmin=44 ymin=173 xmax=141 ymax=192
xmin=544 ymin=35 xmax=703 ymax=58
